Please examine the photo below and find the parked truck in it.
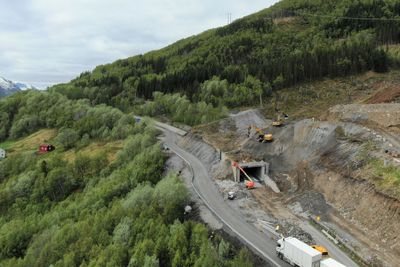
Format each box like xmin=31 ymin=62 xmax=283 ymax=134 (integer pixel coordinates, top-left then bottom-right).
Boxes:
xmin=276 ymin=237 xmax=322 ymax=267
xmin=321 ymin=258 xmax=347 ymax=267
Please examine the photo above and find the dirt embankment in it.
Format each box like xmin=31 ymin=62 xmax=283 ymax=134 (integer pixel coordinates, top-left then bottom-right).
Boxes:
xmin=313 ymin=171 xmax=400 ymax=265
xmin=253 ymin=121 xmax=400 ymax=266
xmin=197 ymin=108 xmax=400 ymax=267
xmin=327 ymin=103 xmax=400 ymax=129
xmin=366 ymin=82 xmax=400 ymax=104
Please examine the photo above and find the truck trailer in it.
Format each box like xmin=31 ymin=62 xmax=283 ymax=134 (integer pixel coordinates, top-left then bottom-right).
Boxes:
xmin=276 ymin=237 xmax=322 ymax=267
xmin=321 ymin=258 xmax=347 ymax=267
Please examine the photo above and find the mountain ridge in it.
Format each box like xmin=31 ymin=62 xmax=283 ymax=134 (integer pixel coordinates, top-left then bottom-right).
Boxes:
xmin=0 ymin=76 xmax=36 ymax=98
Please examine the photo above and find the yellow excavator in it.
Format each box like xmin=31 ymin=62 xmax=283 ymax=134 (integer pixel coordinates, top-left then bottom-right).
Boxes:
xmin=248 ymin=125 xmax=273 ymax=142
xmin=272 ymin=114 xmax=284 ymax=127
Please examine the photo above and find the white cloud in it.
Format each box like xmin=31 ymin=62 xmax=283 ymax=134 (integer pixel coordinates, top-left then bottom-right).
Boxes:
xmin=0 ymin=0 xmax=279 ymax=88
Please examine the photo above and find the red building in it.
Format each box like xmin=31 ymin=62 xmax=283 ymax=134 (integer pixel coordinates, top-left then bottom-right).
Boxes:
xmin=38 ymin=144 xmax=55 ymax=154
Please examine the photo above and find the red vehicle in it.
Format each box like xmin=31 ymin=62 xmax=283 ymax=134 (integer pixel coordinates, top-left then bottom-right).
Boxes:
xmin=38 ymin=144 xmax=55 ymax=154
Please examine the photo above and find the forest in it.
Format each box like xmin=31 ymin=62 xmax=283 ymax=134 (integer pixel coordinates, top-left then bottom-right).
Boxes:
xmin=49 ymin=0 xmax=400 ymax=125
xmin=0 ymin=90 xmax=253 ymax=266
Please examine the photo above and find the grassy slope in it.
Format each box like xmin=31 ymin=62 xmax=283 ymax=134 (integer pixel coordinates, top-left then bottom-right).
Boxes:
xmin=262 ymin=70 xmax=400 ymax=120
xmin=63 ymin=140 xmax=124 ymax=163
xmin=0 ymin=129 xmax=124 ymax=164
xmin=367 ymin=159 xmax=400 ymax=199
xmin=0 ymin=129 xmax=57 ymax=154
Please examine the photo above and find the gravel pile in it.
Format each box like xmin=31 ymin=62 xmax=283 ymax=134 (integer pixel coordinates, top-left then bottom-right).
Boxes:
xmin=279 ymin=220 xmax=315 ymax=245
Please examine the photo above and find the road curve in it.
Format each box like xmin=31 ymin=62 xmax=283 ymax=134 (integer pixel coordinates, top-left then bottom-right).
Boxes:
xmin=159 ymin=124 xmax=358 ymax=267
xmin=161 ymin=128 xmax=291 ymax=267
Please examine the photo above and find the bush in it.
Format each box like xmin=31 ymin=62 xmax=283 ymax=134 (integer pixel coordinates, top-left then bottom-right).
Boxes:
xmin=56 ymin=128 xmax=80 ymax=149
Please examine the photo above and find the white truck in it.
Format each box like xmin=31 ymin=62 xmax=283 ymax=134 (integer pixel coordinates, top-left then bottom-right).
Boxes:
xmin=321 ymin=258 xmax=347 ymax=267
xmin=276 ymin=237 xmax=322 ymax=267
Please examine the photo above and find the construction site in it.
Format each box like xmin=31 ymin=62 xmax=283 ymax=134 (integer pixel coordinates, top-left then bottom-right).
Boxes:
xmin=165 ymin=102 xmax=400 ymax=267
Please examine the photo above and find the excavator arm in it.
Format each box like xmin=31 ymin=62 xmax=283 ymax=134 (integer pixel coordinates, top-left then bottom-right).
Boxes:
xmin=232 ymin=162 xmax=255 ymax=189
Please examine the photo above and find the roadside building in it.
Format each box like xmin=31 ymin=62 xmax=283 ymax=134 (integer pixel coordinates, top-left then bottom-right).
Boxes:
xmin=38 ymin=144 xmax=55 ymax=154
xmin=0 ymin=148 xmax=5 ymax=160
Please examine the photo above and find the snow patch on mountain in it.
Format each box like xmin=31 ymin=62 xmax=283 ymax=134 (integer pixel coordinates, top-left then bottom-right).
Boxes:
xmin=0 ymin=77 xmax=36 ymax=97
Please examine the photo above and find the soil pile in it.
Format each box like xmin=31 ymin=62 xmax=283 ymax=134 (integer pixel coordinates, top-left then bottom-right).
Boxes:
xmin=327 ymin=103 xmax=400 ymax=128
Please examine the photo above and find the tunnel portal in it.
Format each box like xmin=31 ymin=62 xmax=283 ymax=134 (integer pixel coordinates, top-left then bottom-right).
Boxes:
xmin=232 ymin=161 xmax=269 ymax=183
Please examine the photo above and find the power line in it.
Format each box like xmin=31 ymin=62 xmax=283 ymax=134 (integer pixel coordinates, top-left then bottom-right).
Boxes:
xmin=227 ymin=12 xmax=232 ymax=24
xmin=293 ymin=10 xmax=400 ymax=22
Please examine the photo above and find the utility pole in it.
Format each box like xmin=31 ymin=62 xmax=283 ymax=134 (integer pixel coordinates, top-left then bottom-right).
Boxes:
xmin=227 ymin=13 xmax=232 ymax=24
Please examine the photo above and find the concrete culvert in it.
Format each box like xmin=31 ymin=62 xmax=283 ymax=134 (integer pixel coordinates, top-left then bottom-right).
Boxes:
xmin=232 ymin=161 xmax=269 ymax=183
xmin=240 ymin=166 xmax=263 ymax=182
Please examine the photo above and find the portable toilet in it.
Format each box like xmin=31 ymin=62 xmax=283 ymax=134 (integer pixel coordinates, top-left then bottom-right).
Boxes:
xmin=0 ymin=148 xmax=5 ymax=159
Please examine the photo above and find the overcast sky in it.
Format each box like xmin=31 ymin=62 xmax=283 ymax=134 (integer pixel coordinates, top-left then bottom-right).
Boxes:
xmin=0 ymin=0 xmax=279 ymax=88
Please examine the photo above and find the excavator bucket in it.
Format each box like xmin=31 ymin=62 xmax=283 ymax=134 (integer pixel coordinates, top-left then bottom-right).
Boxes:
xmin=246 ymin=180 xmax=255 ymax=189
xmin=263 ymin=134 xmax=273 ymax=142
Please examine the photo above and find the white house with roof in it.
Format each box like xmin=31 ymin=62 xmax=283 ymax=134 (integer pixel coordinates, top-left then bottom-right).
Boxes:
xmin=0 ymin=148 xmax=6 ymax=160
xmin=0 ymin=148 xmax=5 ymax=159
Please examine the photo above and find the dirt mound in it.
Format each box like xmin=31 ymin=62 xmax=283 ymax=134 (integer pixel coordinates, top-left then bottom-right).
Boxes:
xmin=278 ymin=220 xmax=314 ymax=245
xmin=229 ymin=109 xmax=270 ymax=133
xmin=367 ymin=85 xmax=400 ymax=104
xmin=241 ymin=120 xmax=340 ymax=171
xmin=327 ymin=103 xmax=400 ymax=128
xmin=196 ymin=109 xmax=273 ymax=152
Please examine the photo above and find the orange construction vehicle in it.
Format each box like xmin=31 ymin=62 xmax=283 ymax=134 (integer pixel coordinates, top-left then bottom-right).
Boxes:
xmin=311 ymin=245 xmax=328 ymax=256
xmin=232 ymin=161 xmax=255 ymax=189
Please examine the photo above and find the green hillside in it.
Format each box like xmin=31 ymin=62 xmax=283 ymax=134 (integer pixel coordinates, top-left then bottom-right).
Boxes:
xmin=1 ymin=1 xmax=400 ymax=266
xmin=52 ymin=0 xmax=399 ymax=116
xmin=0 ymin=91 xmax=254 ymax=266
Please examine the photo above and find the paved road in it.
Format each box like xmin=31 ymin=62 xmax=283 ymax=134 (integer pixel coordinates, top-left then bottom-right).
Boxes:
xmin=159 ymin=125 xmax=358 ymax=267
xmin=161 ymin=128 xmax=290 ymax=267
xmin=299 ymin=222 xmax=358 ymax=267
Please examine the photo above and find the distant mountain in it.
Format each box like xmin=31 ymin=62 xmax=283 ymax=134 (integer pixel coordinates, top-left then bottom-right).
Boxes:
xmin=0 ymin=77 xmax=36 ymax=98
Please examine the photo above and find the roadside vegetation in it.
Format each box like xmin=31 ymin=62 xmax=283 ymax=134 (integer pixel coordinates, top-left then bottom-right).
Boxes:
xmin=363 ymin=158 xmax=400 ymax=200
xmin=351 ymin=141 xmax=400 ymax=200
